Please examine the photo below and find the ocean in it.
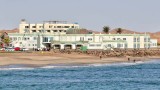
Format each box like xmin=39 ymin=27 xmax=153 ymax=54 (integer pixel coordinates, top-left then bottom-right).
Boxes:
xmin=1 ymin=60 xmax=160 ymax=90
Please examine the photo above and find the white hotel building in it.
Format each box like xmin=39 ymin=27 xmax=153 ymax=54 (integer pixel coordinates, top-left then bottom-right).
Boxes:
xmin=8 ymin=20 xmax=157 ymax=50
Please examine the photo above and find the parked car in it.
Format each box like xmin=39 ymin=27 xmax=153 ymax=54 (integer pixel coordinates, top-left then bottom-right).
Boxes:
xmin=5 ymin=47 xmax=15 ymax=51
xmin=14 ymin=47 xmax=20 ymax=51
xmin=20 ymin=48 xmax=29 ymax=51
xmin=0 ymin=48 xmax=5 ymax=51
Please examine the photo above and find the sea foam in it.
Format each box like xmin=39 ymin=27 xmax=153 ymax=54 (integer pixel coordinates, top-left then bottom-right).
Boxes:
xmin=0 ymin=67 xmax=34 ymax=71
xmin=40 ymin=61 xmax=145 ymax=69
xmin=0 ymin=61 xmax=146 ymax=71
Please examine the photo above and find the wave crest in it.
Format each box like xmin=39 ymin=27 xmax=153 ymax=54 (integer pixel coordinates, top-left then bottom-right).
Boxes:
xmin=0 ymin=61 xmax=145 ymax=70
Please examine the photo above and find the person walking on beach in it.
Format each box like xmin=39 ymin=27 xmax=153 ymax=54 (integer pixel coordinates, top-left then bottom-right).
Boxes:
xmin=128 ymin=58 xmax=130 ymax=62
xmin=133 ymin=59 xmax=136 ymax=63
xmin=100 ymin=55 xmax=102 ymax=60
xmin=99 ymin=51 xmax=103 ymax=60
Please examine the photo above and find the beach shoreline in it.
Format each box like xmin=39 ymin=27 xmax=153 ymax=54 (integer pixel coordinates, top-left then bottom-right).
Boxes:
xmin=0 ymin=52 xmax=159 ymax=67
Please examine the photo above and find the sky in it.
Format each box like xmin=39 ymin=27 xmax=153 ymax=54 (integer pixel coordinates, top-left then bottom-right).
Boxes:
xmin=0 ymin=0 xmax=160 ymax=32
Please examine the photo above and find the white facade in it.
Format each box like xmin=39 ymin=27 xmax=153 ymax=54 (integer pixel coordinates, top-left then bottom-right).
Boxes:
xmin=8 ymin=33 xmax=155 ymax=50
xmin=19 ymin=19 xmax=79 ymax=34
xmin=8 ymin=20 xmax=157 ymax=50
xmin=150 ymin=39 xmax=157 ymax=48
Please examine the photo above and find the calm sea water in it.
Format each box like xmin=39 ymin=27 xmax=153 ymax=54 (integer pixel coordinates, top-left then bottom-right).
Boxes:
xmin=1 ymin=60 xmax=160 ymax=90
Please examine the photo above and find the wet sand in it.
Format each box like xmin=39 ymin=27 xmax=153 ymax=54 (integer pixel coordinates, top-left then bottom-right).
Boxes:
xmin=0 ymin=52 xmax=159 ymax=67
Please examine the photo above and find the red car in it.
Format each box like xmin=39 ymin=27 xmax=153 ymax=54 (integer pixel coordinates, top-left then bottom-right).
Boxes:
xmin=14 ymin=47 xmax=20 ymax=51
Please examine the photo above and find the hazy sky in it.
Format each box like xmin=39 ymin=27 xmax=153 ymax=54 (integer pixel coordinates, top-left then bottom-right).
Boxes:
xmin=0 ymin=0 xmax=160 ymax=32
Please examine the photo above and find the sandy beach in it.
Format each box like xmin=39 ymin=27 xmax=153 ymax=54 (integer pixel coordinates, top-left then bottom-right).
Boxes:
xmin=0 ymin=51 xmax=157 ymax=67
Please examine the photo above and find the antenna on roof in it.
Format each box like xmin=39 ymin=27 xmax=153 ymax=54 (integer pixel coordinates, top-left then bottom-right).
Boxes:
xmin=21 ymin=19 xmax=27 ymax=24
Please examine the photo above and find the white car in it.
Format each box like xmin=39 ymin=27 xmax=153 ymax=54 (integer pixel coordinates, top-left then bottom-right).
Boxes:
xmin=5 ymin=47 xmax=15 ymax=51
xmin=0 ymin=48 xmax=5 ymax=51
xmin=21 ymin=48 xmax=29 ymax=51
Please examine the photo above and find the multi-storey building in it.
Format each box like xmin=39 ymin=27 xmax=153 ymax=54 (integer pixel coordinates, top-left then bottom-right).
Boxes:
xmin=19 ymin=19 xmax=79 ymax=34
xmin=8 ymin=20 xmax=157 ymax=50
xmin=8 ymin=33 xmax=157 ymax=50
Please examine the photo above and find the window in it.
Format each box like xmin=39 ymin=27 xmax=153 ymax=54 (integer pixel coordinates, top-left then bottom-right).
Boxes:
xmin=144 ymin=44 xmax=146 ymax=48
xmin=134 ymin=38 xmax=136 ymax=42
xmin=134 ymin=44 xmax=136 ymax=48
xmin=24 ymin=38 xmax=27 ymax=40
xmin=25 ymin=26 xmax=29 ymax=28
xmin=64 ymin=26 xmax=70 ymax=28
xmin=57 ymin=26 xmax=61 ymax=28
xmin=59 ymin=30 xmax=62 ymax=32
xmin=28 ymin=44 xmax=30 ymax=46
xmin=89 ymin=44 xmax=95 ymax=47
xmin=117 ymin=43 xmax=121 ymax=48
xmin=96 ymin=44 xmax=101 ymax=47
xmin=108 ymin=44 xmax=111 ymax=47
xmin=144 ymin=38 xmax=147 ymax=42
xmin=35 ymin=44 xmax=37 ymax=46
xmin=125 ymin=43 xmax=128 ymax=48
xmin=113 ymin=38 xmax=116 ymax=40
xmin=148 ymin=44 xmax=150 ymax=48
xmin=43 ymin=37 xmax=48 ymax=42
xmin=123 ymin=38 xmax=126 ymax=40
xmin=33 ymin=44 xmax=34 ymax=46
xmin=80 ymin=37 xmax=84 ymax=41
xmin=33 ymin=37 xmax=37 ymax=40
xmin=148 ymin=38 xmax=150 ymax=42
xmin=54 ymin=30 xmax=58 ymax=32
xmin=137 ymin=44 xmax=140 ymax=48
xmin=32 ymin=30 xmax=36 ymax=32
xmin=47 ymin=30 xmax=51 ymax=32
xmin=117 ymin=38 xmax=120 ymax=40
xmin=39 ymin=26 xmax=43 ymax=28
xmin=32 ymin=26 xmax=36 ymax=28
xmin=72 ymin=26 xmax=74 ymax=28
xmin=88 ymin=38 xmax=92 ymax=41
xmin=137 ymin=38 xmax=140 ymax=42
xmin=9 ymin=44 xmax=12 ymax=47
xmin=49 ymin=26 xmax=52 ymax=28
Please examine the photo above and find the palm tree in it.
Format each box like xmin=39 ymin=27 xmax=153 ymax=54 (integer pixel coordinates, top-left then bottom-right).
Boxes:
xmin=117 ymin=28 xmax=122 ymax=34
xmin=2 ymin=38 xmax=10 ymax=47
xmin=103 ymin=26 xmax=110 ymax=34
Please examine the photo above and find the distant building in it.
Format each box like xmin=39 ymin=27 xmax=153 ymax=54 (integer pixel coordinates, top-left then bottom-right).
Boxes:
xmin=19 ymin=19 xmax=79 ymax=34
xmin=7 ymin=20 xmax=158 ymax=50
xmin=8 ymin=33 xmax=155 ymax=50
xmin=150 ymin=39 xmax=157 ymax=48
